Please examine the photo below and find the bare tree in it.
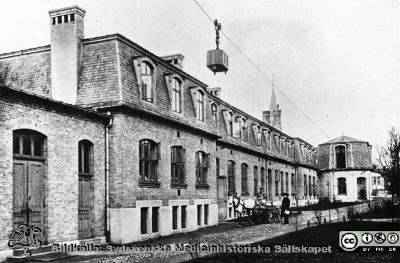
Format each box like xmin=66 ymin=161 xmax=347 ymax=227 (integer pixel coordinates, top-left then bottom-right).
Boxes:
xmin=377 ymin=127 xmax=400 ymax=200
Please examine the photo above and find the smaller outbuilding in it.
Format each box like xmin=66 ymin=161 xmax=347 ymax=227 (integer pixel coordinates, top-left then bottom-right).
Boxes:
xmin=317 ymin=136 xmax=384 ymax=202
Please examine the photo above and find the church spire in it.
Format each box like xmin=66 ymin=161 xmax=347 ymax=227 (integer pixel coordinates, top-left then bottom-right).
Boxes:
xmin=262 ymin=74 xmax=282 ymax=130
xmin=270 ymin=74 xmax=278 ymax=111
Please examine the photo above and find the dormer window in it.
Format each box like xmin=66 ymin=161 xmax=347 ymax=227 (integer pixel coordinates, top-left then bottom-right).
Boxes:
xmin=196 ymin=90 xmax=205 ymax=121
xmin=211 ymin=103 xmax=218 ymax=125
xmin=133 ymin=57 xmax=157 ymax=104
xmin=228 ymin=112 xmax=233 ymax=136
xmin=171 ymin=78 xmax=182 ymax=113
xmin=240 ymin=118 xmax=247 ymax=141
xmin=141 ymin=62 xmax=154 ymax=102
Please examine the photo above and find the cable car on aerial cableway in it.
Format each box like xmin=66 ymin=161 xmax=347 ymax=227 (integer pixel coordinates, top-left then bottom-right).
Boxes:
xmin=207 ymin=19 xmax=229 ymax=75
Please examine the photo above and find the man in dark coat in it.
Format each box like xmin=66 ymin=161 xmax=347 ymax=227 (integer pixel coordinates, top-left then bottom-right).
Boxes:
xmin=281 ymin=193 xmax=290 ymax=224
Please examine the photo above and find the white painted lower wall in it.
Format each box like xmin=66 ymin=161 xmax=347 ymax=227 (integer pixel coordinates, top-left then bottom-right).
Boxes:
xmin=110 ymin=199 xmax=218 ymax=244
xmin=320 ymin=171 xmax=384 ymax=202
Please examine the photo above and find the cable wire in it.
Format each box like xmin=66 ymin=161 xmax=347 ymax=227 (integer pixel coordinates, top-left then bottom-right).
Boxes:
xmin=192 ymin=0 xmax=331 ymax=140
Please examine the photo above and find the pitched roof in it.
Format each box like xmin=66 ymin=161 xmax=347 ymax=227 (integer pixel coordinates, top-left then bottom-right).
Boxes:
xmin=319 ymin=135 xmax=368 ymax=146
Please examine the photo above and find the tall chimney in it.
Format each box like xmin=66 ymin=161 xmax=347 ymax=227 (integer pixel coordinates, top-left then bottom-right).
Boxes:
xmin=49 ymin=6 xmax=86 ymax=104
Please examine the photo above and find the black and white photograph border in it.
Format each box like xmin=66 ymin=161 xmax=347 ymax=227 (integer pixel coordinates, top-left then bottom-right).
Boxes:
xmin=0 ymin=0 xmax=399 ymax=262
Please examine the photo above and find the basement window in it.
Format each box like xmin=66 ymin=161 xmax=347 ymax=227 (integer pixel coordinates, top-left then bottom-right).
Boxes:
xmin=140 ymin=207 xmax=148 ymax=234
xmin=152 ymin=207 xmax=159 ymax=233
xmin=172 ymin=206 xmax=178 ymax=230
xmin=181 ymin=206 xmax=187 ymax=229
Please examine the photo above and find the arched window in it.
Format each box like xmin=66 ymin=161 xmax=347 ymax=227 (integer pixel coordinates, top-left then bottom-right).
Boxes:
xmin=335 ymin=145 xmax=346 ymax=169
xmin=196 ymin=91 xmax=205 ymax=121
xmin=211 ymin=103 xmax=218 ymax=125
xmin=139 ymin=139 xmax=159 ymax=182
xmin=253 ymin=166 xmax=258 ymax=195
xmin=79 ymin=140 xmax=94 ymax=175
xmin=241 ymin=163 xmax=248 ymax=195
xmin=196 ymin=151 xmax=209 ymax=185
xmin=171 ymin=146 xmax=185 ymax=185
xmin=227 ymin=161 xmax=235 ymax=194
xmin=338 ymin=177 xmax=347 ymax=195
xmin=141 ymin=62 xmax=154 ymax=102
xmin=171 ymin=78 xmax=182 ymax=113
xmin=13 ymin=129 xmax=45 ymax=158
xmin=228 ymin=112 xmax=233 ymax=136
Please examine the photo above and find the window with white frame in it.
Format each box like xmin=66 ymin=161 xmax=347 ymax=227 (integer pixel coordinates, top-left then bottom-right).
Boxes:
xmin=196 ymin=90 xmax=205 ymax=121
xmin=211 ymin=103 xmax=218 ymax=126
xmin=141 ymin=62 xmax=154 ymax=102
xmin=171 ymin=78 xmax=182 ymax=113
xmin=196 ymin=151 xmax=209 ymax=185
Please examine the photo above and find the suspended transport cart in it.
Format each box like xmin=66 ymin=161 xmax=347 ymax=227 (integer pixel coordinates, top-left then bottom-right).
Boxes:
xmin=207 ymin=19 xmax=228 ymax=75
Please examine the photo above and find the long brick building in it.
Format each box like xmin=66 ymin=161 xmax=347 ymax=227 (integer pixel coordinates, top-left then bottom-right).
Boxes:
xmin=0 ymin=6 xmax=320 ymax=256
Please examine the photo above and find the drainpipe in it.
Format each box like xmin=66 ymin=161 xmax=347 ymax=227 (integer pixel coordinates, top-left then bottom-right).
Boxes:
xmin=105 ymin=112 xmax=113 ymax=242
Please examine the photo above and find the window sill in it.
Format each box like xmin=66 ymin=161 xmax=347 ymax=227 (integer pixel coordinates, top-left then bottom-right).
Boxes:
xmin=170 ymin=183 xmax=188 ymax=189
xmin=139 ymin=181 xmax=161 ymax=188
xmin=195 ymin=184 xmax=209 ymax=190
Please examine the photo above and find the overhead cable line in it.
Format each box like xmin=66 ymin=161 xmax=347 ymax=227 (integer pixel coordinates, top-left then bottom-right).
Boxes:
xmin=192 ymin=0 xmax=331 ymax=140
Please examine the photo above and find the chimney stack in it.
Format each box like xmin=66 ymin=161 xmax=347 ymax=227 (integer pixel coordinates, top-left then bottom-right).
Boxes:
xmin=207 ymin=87 xmax=221 ymax=98
xmin=161 ymin=54 xmax=184 ymax=69
xmin=49 ymin=6 xmax=86 ymax=104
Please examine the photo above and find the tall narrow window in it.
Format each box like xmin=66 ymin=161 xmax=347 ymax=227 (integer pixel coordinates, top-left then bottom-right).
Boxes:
xmin=197 ymin=205 xmax=202 ymax=226
xmin=171 ymin=78 xmax=182 ymax=113
xmin=204 ymin=204 xmax=209 ymax=225
xmin=140 ymin=207 xmax=148 ymax=234
xmin=227 ymin=161 xmax=235 ymax=194
xmin=79 ymin=140 xmax=93 ymax=175
xmin=171 ymin=146 xmax=185 ymax=185
xmin=152 ymin=207 xmax=159 ymax=233
xmin=280 ymin=171 xmax=284 ymax=194
xmin=260 ymin=167 xmax=265 ymax=193
xmin=308 ymin=175 xmax=312 ymax=196
xmin=304 ymin=175 xmax=307 ymax=196
xmin=253 ymin=166 xmax=258 ymax=195
xmin=228 ymin=112 xmax=233 ymax=136
xmin=181 ymin=206 xmax=187 ymax=228
xmin=216 ymin=158 xmax=220 ymax=177
xmin=313 ymin=177 xmax=316 ymax=196
xmin=335 ymin=145 xmax=346 ymax=169
xmin=196 ymin=91 xmax=205 ymax=121
xmin=338 ymin=178 xmax=347 ymax=195
xmin=275 ymin=171 xmax=279 ymax=196
xmin=285 ymin=172 xmax=289 ymax=194
xmin=240 ymin=118 xmax=247 ymax=141
xmin=291 ymin=173 xmax=295 ymax=196
xmin=196 ymin=151 xmax=209 ymax=185
xmin=139 ymin=139 xmax=159 ymax=182
xmin=211 ymin=104 xmax=218 ymax=126
xmin=172 ymin=206 xmax=178 ymax=230
xmin=241 ymin=163 xmax=248 ymax=195
xmin=141 ymin=62 xmax=153 ymax=102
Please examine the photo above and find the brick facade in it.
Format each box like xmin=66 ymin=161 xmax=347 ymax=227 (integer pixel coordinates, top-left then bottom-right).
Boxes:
xmin=0 ymin=5 xmax=324 ymax=251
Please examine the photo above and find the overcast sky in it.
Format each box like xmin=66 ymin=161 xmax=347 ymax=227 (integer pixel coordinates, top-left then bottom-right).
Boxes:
xmin=1 ymin=0 xmax=399 ymax=161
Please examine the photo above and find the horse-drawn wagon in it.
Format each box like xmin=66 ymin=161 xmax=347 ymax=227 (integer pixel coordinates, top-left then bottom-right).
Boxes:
xmin=228 ymin=193 xmax=280 ymax=226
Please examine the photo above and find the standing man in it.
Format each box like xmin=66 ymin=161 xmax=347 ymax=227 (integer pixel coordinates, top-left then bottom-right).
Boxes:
xmin=281 ymin=193 xmax=290 ymax=224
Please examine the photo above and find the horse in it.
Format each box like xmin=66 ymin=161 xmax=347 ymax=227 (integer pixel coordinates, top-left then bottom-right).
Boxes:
xmin=230 ymin=194 xmax=256 ymax=226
